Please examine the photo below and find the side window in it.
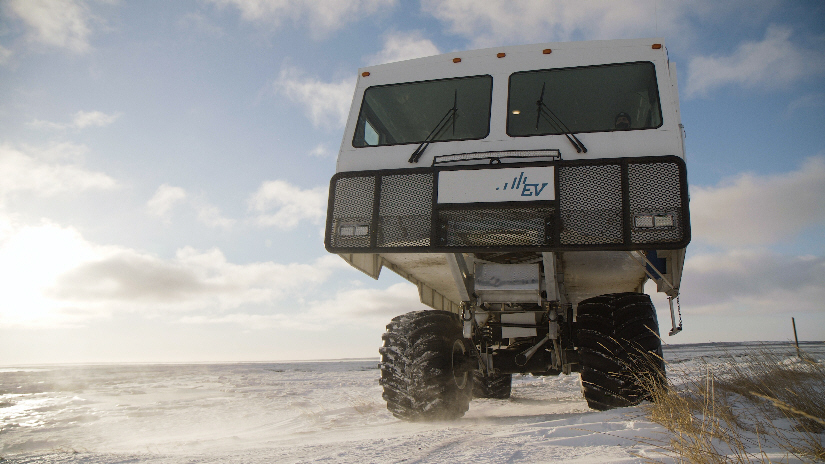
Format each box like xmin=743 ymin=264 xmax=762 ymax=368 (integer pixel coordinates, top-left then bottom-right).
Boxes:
xmin=364 ymin=120 xmax=379 ymax=146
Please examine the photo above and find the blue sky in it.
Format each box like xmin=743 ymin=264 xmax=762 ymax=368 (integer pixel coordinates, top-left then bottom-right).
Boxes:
xmin=1 ymin=0 xmax=824 ymax=364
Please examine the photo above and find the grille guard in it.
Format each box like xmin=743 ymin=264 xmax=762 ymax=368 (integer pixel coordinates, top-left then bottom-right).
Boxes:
xmin=325 ymin=156 xmax=690 ymax=253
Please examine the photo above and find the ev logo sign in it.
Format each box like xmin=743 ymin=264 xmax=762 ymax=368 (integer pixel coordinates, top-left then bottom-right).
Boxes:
xmin=437 ymin=166 xmax=555 ymax=204
xmin=495 ymin=171 xmax=550 ymax=196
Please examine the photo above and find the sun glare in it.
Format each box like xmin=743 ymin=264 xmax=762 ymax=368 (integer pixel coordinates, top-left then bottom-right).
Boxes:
xmin=0 ymin=222 xmax=98 ymax=326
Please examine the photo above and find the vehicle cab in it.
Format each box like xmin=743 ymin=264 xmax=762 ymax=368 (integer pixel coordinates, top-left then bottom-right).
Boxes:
xmin=325 ymin=38 xmax=688 ymax=311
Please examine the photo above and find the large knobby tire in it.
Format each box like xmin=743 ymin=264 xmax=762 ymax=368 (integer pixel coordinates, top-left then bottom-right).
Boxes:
xmin=577 ymin=292 xmax=665 ymax=411
xmin=379 ymin=310 xmax=474 ymax=420
xmin=472 ymin=372 xmax=512 ymax=399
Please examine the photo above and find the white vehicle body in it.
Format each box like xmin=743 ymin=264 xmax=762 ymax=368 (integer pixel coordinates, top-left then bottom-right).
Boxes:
xmin=327 ymin=38 xmax=688 ymax=312
xmin=326 ymin=38 xmax=691 ymax=417
xmin=336 ymin=40 xmax=684 ymax=173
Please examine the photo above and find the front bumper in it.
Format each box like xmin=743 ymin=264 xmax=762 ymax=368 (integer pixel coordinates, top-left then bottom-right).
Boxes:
xmin=324 ymin=156 xmax=690 ymax=253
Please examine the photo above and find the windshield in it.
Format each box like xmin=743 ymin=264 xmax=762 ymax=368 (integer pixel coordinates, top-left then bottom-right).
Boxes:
xmin=353 ymin=75 xmax=493 ymax=148
xmin=508 ymin=62 xmax=662 ymax=136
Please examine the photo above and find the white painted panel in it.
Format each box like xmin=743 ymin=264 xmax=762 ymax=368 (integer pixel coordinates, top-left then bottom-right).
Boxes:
xmin=438 ymin=166 xmax=555 ymax=203
xmin=475 ymin=263 xmax=540 ymax=291
xmin=501 ymin=312 xmax=538 ymax=338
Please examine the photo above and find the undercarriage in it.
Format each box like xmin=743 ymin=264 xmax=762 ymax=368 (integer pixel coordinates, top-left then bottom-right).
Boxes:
xmin=376 ymin=250 xmax=673 ymax=420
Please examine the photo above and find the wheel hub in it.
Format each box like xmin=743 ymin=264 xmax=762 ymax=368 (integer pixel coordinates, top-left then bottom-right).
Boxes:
xmin=451 ymin=339 xmax=471 ymax=389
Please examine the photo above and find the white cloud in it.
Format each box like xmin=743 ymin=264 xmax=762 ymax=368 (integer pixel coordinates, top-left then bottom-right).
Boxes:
xmin=420 ymin=0 xmax=793 ymax=52
xmin=146 ymin=184 xmax=235 ymax=229
xmin=305 ymin=282 xmax=421 ymax=327
xmin=0 ymin=142 xmax=117 ymax=202
xmin=248 ymin=180 xmax=327 ymax=229
xmin=685 ymin=25 xmax=825 ymax=98
xmin=308 ymin=144 xmax=331 ymax=158
xmin=365 ymin=31 xmax=440 ymax=65
xmin=182 ymin=281 xmax=422 ymax=330
xmin=29 ymin=120 xmax=64 ymax=130
xmin=178 ymin=11 xmax=225 ymax=38
xmin=207 ymin=0 xmax=395 ymax=39
xmin=21 ymin=141 xmax=89 ymax=162
xmin=785 ymin=92 xmax=825 ymax=116
xmin=146 ymin=184 xmax=188 ymax=218
xmin=0 ymin=214 xmax=349 ymax=329
xmin=273 ymin=66 xmax=355 ymax=129
xmin=690 ymin=156 xmax=825 ymax=247
xmin=7 ymin=0 xmax=93 ymax=53
xmin=71 ymin=110 xmax=120 ymax=128
xmin=196 ymin=203 xmax=236 ymax=229
xmin=421 ymin=0 xmax=685 ymax=49
xmin=179 ymin=312 xmax=320 ymax=331
xmin=0 ymin=206 xmax=354 ymax=328
xmin=49 ymin=247 xmax=338 ymax=308
xmin=0 ymin=45 xmax=12 ymax=64
xmin=676 ymin=249 xmax=825 ymax=315
xmin=31 ymin=110 xmax=121 ymax=130
xmin=664 ymin=156 xmax=825 ymax=322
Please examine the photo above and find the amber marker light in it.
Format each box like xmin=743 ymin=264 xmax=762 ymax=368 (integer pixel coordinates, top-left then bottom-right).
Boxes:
xmin=497 ymin=52 xmax=506 ymax=58
xmin=652 ymin=44 xmax=662 ymax=49
xmin=512 ymin=110 xmax=521 ymax=114
xmin=361 ymin=71 xmax=370 ymax=77
xmin=453 ymin=57 xmax=462 ymax=63
xmin=543 ymin=49 xmax=552 ymax=54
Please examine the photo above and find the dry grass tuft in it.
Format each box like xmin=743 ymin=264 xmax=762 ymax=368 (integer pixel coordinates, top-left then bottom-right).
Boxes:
xmin=636 ymin=345 xmax=825 ymax=463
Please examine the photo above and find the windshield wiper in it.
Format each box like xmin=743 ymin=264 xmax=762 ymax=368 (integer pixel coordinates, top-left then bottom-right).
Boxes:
xmin=409 ymin=90 xmax=458 ymax=163
xmin=535 ymin=83 xmax=587 ymax=154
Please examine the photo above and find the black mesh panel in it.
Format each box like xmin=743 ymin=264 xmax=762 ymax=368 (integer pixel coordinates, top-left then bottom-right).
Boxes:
xmin=331 ymin=176 xmax=375 ymax=248
xmin=378 ymin=173 xmax=433 ymax=247
xmin=558 ymin=164 xmax=623 ymax=245
xmin=437 ymin=207 xmax=554 ymax=247
xmin=628 ymin=162 xmax=684 ymax=244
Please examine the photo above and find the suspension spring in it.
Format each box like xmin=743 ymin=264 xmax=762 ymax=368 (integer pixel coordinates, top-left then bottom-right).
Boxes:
xmin=480 ymin=326 xmax=494 ymax=344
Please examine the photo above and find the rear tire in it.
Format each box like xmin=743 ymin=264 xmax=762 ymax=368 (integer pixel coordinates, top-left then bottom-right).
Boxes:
xmin=472 ymin=372 xmax=512 ymax=399
xmin=577 ymin=292 xmax=665 ymax=410
xmin=379 ymin=310 xmax=474 ymax=420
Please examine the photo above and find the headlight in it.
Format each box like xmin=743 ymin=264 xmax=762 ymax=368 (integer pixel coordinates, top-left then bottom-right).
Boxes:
xmin=339 ymin=223 xmax=370 ymax=236
xmin=653 ymin=214 xmax=673 ymax=228
xmin=634 ymin=213 xmax=674 ymax=229
xmin=634 ymin=215 xmax=654 ymax=228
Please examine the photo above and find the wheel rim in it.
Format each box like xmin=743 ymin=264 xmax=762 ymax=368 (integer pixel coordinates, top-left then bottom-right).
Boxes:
xmin=451 ymin=339 xmax=469 ymax=389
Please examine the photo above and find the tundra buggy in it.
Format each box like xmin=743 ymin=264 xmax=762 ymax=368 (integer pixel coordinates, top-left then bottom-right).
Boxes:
xmin=324 ymin=38 xmax=690 ymax=420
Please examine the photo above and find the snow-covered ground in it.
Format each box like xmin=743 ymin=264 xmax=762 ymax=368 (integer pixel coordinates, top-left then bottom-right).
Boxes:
xmin=2 ymin=342 xmax=823 ymax=463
